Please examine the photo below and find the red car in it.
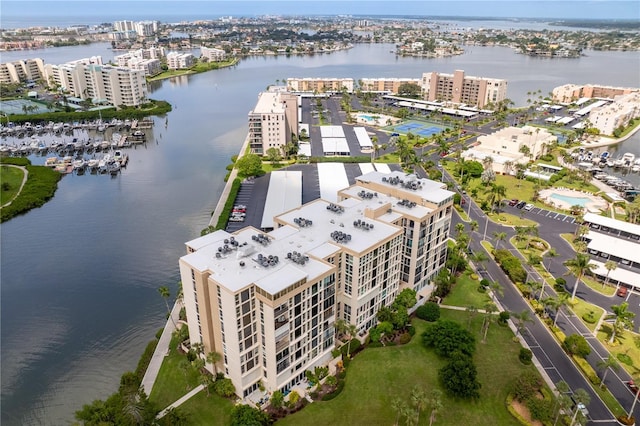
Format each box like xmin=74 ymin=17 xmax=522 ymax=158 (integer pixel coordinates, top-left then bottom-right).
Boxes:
xmin=508 ymin=199 xmax=519 ymax=206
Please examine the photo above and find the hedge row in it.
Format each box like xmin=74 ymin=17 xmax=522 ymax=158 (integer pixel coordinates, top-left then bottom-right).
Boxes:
xmin=493 ymin=249 xmax=527 ymax=283
xmin=135 ymin=339 xmax=160 ymax=383
xmin=215 ymin=178 xmax=242 ymax=230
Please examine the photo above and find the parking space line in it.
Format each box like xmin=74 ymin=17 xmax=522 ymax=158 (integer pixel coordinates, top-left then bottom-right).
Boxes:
xmin=553 ymin=213 xmax=559 ymax=219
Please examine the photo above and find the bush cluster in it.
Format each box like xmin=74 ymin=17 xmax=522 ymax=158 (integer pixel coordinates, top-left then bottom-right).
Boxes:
xmin=215 ymin=178 xmax=242 ymax=230
xmin=416 ymin=302 xmax=441 ymax=322
xmin=493 ymin=249 xmax=527 ymax=283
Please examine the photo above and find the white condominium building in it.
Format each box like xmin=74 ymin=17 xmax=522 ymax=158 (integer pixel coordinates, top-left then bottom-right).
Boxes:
xmin=166 ymin=52 xmax=195 ymax=70
xmin=248 ymin=91 xmax=299 ymax=155
xmin=179 ymin=171 xmax=453 ymax=399
xmin=44 ymin=57 xmax=147 ymax=107
xmin=287 ymin=78 xmax=354 ymax=93
xmin=0 ymin=58 xmax=45 ymax=84
xmin=113 ymin=20 xmax=135 ymax=32
xmin=552 ymin=83 xmax=638 ymax=104
xmin=200 ymin=46 xmax=227 ymax=62
xmin=421 ymin=70 xmax=507 ymax=108
xmin=359 ymin=78 xmax=421 ymax=94
xmin=588 ymin=92 xmax=640 ymax=136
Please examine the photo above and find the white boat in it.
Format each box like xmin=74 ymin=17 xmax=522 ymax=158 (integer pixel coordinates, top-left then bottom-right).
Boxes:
xmin=632 ymin=165 xmax=640 ymax=173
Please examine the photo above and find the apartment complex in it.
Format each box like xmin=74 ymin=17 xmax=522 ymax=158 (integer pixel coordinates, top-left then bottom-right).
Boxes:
xmin=462 ymin=126 xmax=556 ymax=174
xmin=200 ymin=46 xmax=227 ymax=62
xmin=248 ymin=91 xmax=299 ymax=154
xmin=166 ymin=52 xmax=195 ymax=70
xmin=112 ymin=20 xmax=159 ymax=38
xmin=421 ymin=70 xmax=508 ymax=108
xmin=44 ymin=57 xmax=148 ymax=107
xmin=287 ymin=78 xmax=354 ymax=93
xmin=588 ymin=92 xmax=640 ymax=136
xmin=0 ymin=58 xmax=45 ymax=84
xmin=360 ymin=78 xmax=420 ymax=94
xmin=178 ymin=171 xmax=453 ymax=399
xmin=115 ymin=49 xmax=164 ymax=76
xmin=552 ymin=83 xmax=638 ymax=104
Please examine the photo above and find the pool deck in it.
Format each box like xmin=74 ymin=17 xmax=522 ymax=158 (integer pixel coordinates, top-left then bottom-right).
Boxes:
xmin=539 ymin=188 xmax=608 ymax=213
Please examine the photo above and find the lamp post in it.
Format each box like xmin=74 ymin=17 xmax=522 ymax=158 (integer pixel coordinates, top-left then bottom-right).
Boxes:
xmin=483 ymin=215 xmax=489 ymax=241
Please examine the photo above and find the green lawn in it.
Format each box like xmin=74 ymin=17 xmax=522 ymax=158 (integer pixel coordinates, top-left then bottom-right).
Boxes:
xmin=443 ymin=273 xmax=491 ymax=309
xmin=488 ymin=212 xmax=538 ymax=227
xmin=278 ymin=313 xmax=531 ymax=426
xmin=0 ymin=165 xmax=25 ymax=205
xmin=149 ymin=336 xmax=202 ymax=410
xmin=173 ymin=389 xmax=234 ymax=426
xmin=569 ymin=298 xmax=605 ymax=333
xmin=597 ymin=326 xmax=640 ymax=378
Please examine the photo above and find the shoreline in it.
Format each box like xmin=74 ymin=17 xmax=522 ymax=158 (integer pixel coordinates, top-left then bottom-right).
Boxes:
xmin=146 ymin=58 xmax=239 ymax=82
xmin=574 ymin=123 xmax=640 ymax=150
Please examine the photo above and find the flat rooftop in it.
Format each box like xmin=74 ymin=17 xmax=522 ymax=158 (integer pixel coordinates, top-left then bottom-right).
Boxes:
xmin=586 ymin=231 xmax=640 ymax=265
xmin=356 ymin=170 xmax=454 ymax=205
xmin=583 ymin=212 xmax=640 ymax=237
xmin=252 ymin=91 xmax=285 ymax=114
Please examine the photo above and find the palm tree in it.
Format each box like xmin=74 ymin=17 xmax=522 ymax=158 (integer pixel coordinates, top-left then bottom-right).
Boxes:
xmin=455 ymin=223 xmax=466 ymax=238
xmin=158 ymin=286 xmax=177 ymax=327
xmin=428 ymin=389 xmax=443 ymax=426
xmin=565 ymin=253 xmax=596 ymax=301
xmin=570 ymin=388 xmax=590 ymax=425
xmin=206 ymin=351 xmax=222 ymax=376
xmin=603 ymin=260 xmax=617 ymax=289
xmin=549 ymin=293 xmax=571 ymax=328
xmin=608 ymin=302 xmax=636 ymax=344
xmin=596 ymin=355 xmax=620 ymax=389
xmin=484 ymin=183 xmax=507 ymax=213
xmin=545 ymin=248 xmax=558 ymax=274
xmin=512 ymin=309 xmax=534 ymax=337
xmin=481 ymin=302 xmax=498 ymax=343
xmin=411 ymin=386 xmax=427 ymax=424
xmin=553 ymin=381 xmax=571 ymax=426
xmin=391 ymin=397 xmax=405 ymax=426
xmin=493 ymin=231 xmax=507 ymax=249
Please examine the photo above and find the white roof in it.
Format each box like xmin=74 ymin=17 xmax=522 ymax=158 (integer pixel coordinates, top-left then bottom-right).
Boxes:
xmin=317 ymin=163 xmax=349 ymax=203
xmin=353 ymin=127 xmax=373 ymax=148
xmin=320 ymin=125 xmax=345 ymax=138
xmin=359 ymin=163 xmax=376 ymax=175
xmin=298 ymin=141 xmax=311 ymax=157
xmin=322 ymin=138 xmax=350 ymax=155
xmin=356 ymin=170 xmax=454 ymax=205
xmin=583 ymin=212 xmax=640 ymax=237
xmin=590 ymin=260 xmax=640 ymax=289
xmin=396 ymin=101 xmax=476 ymax=117
xmin=261 ymin=171 xmax=302 ymax=229
xmin=586 ymin=231 xmax=640 ymax=264
xmin=556 ymin=116 xmax=575 ymax=125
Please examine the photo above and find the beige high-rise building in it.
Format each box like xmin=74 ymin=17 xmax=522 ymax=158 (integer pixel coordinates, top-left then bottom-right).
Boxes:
xmin=552 ymin=83 xmax=638 ymax=103
xmin=286 ymin=78 xmax=354 ymax=93
xmin=248 ymin=91 xmax=299 ymax=155
xmin=421 ymin=70 xmax=507 ymax=108
xmin=0 ymin=58 xmax=45 ymax=84
xmin=178 ymin=171 xmax=453 ymax=399
xmin=360 ymin=78 xmax=420 ymax=94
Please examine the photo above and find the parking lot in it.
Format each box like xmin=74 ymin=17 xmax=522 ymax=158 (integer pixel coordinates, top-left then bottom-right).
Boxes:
xmin=504 ymin=203 xmax=577 ymax=223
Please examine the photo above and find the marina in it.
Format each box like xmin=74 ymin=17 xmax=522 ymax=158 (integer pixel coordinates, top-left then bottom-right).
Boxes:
xmin=571 ymin=148 xmax=640 ymax=200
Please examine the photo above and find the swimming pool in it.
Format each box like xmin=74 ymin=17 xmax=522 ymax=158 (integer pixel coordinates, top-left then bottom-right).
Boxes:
xmin=550 ymin=193 xmax=591 ymax=207
xmin=358 ymin=114 xmax=375 ymax=122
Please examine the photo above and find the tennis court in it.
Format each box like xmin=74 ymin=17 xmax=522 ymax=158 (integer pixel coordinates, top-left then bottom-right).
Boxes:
xmin=0 ymin=99 xmax=54 ymax=115
xmin=388 ymin=120 xmax=445 ymax=137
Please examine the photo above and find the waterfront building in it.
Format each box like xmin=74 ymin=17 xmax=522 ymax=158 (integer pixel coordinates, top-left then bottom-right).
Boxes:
xmin=135 ymin=21 xmax=158 ymax=37
xmin=200 ymin=46 xmax=227 ymax=62
xmin=552 ymin=83 xmax=638 ymax=104
xmin=588 ymin=92 xmax=640 ymax=136
xmin=360 ymin=78 xmax=420 ymax=94
xmin=286 ymin=78 xmax=354 ymax=94
xmin=178 ymin=171 xmax=453 ymax=399
xmin=43 ymin=57 xmax=147 ymax=107
xmin=166 ymin=52 xmax=195 ymax=70
xmin=248 ymin=90 xmax=298 ymax=155
xmin=421 ymin=70 xmax=507 ymax=108
xmin=461 ymin=126 xmax=556 ymax=174
xmin=0 ymin=58 xmax=45 ymax=84
xmin=113 ymin=20 xmax=135 ymax=32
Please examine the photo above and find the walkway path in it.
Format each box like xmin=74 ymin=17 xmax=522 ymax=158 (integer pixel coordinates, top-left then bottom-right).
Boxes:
xmin=141 ymin=300 xmax=182 ymax=395
xmin=1 ymin=164 xmax=28 ymax=208
xmin=157 ymin=385 xmax=205 ymax=419
xmin=208 ymin=133 xmax=251 ymax=227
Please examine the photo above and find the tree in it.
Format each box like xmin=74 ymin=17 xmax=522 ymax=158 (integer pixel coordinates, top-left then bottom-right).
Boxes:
xmin=230 ymin=404 xmax=271 ymax=426
xmin=545 ymin=248 xmax=558 ymax=274
xmin=391 ymin=397 xmax=406 ymax=426
xmin=158 ymin=286 xmax=176 ymax=327
xmin=416 ymin=302 xmax=440 ymax=322
xmin=569 ymin=388 xmax=590 ymax=426
xmin=484 ymin=183 xmax=507 ymax=213
xmin=603 ymin=260 xmax=617 ymax=289
xmin=512 ymin=309 xmax=534 ymax=337
xmin=438 ymin=352 xmax=481 ymax=399
xmin=493 ymin=231 xmax=507 ymax=250
xmin=481 ymin=302 xmax=498 ymax=343
xmin=411 ymin=386 xmax=428 ymax=424
xmin=397 ymin=82 xmax=422 ymax=98
xmin=265 ymin=147 xmax=282 ymax=164
xmin=565 ymin=253 xmax=596 ymax=301
xmin=548 ymin=293 xmax=570 ymax=328
xmin=608 ymin=302 xmax=635 ymax=344
xmin=213 ymin=378 xmax=236 ymax=397
xmin=596 ymin=355 xmax=620 ymax=389
xmin=422 ymin=319 xmax=476 ymax=357
xmin=206 ymin=351 xmax=222 ymax=376
xmin=235 ymin=153 xmax=263 ymax=177
xmin=393 ymin=288 xmax=417 ymax=309
xmin=335 ymin=319 xmax=358 ymax=358
xmin=428 ymin=389 xmax=443 ymax=426
xmin=200 ymin=372 xmax=214 ymax=397
xmin=564 ymin=334 xmax=591 ymax=358
xmin=270 ymin=390 xmax=284 ymax=410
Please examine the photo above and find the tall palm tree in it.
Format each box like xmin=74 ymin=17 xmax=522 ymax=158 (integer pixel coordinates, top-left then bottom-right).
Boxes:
xmin=512 ymin=309 xmax=534 ymax=337
xmin=608 ymin=302 xmax=636 ymax=344
xmin=481 ymin=302 xmax=498 ymax=343
xmin=484 ymin=183 xmax=507 ymax=213
xmin=596 ymin=355 xmax=620 ymax=389
xmin=603 ymin=260 xmax=617 ymax=289
xmin=455 ymin=223 xmax=466 ymax=238
xmin=206 ymin=351 xmax=222 ymax=376
xmin=550 ymin=293 xmax=571 ymax=328
xmin=565 ymin=253 xmax=596 ymax=301
xmin=411 ymin=386 xmax=427 ymax=425
xmin=391 ymin=397 xmax=405 ymax=426
xmin=545 ymin=248 xmax=558 ymax=274
xmin=428 ymin=389 xmax=443 ymax=426
xmin=570 ymin=388 xmax=591 ymax=425
xmin=493 ymin=231 xmax=507 ymax=249
xmin=158 ymin=286 xmax=176 ymax=327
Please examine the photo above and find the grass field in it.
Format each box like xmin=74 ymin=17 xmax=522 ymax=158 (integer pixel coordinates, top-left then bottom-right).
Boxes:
xmin=443 ymin=273 xmax=491 ymax=309
xmin=277 ymin=312 xmax=530 ymax=426
xmin=597 ymin=325 xmax=640 ymax=378
xmin=174 ymin=389 xmax=235 ymax=426
xmin=0 ymin=165 xmax=25 ymax=205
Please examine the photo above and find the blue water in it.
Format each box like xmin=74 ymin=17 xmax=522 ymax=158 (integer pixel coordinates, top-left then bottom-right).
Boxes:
xmin=550 ymin=193 xmax=591 ymax=207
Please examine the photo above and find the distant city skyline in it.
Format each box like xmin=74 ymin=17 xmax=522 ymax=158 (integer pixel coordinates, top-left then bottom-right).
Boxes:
xmin=1 ymin=0 xmax=639 ymax=27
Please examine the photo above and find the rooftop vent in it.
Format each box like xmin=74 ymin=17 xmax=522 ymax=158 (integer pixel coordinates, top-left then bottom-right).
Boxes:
xmin=251 ymin=233 xmax=271 ymax=246
xmin=326 ymin=203 xmax=344 ymax=214
xmin=398 ymin=199 xmax=417 ymax=208
xmin=293 ymin=217 xmax=313 ymax=227
xmin=255 ymin=253 xmax=280 ymax=268
xmin=357 ymin=190 xmax=377 ymax=199
xmin=353 ymin=219 xmax=374 ymax=230
xmin=330 ymin=230 xmax=352 ymax=243
xmin=287 ymin=251 xmax=309 ymax=265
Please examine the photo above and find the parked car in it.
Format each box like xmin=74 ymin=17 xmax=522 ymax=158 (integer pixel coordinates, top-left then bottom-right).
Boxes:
xmin=628 ymin=380 xmax=639 ymax=396
xmin=516 ymin=201 xmax=527 ymax=209
xmin=524 ymin=203 xmax=534 ymax=211
xmin=508 ymin=199 xmax=519 ymax=206
xmin=617 ymin=286 xmax=628 ymax=297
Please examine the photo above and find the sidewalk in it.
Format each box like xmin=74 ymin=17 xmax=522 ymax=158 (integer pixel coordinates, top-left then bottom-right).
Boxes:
xmin=157 ymin=385 xmax=204 ymax=419
xmin=141 ymin=300 xmax=183 ymax=395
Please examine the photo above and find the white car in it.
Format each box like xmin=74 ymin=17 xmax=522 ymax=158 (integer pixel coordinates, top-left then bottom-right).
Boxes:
xmin=524 ymin=204 xmax=534 ymax=211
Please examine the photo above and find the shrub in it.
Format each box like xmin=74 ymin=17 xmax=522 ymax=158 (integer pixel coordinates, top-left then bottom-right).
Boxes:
xmin=135 ymin=339 xmax=159 ymax=382
xmin=493 ymin=249 xmax=527 ymax=283
xmin=422 ymin=319 xmax=476 ymax=358
xmin=582 ymin=311 xmax=597 ymax=324
xmin=416 ymin=302 xmax=441 ymax=322
xmin=398 ymin=332 xmax=412 ymax=345
xmin=617 ymin=353 xmax=633 ymax=366
xmin=340 ymin=339 xmax=361 ymax=358
xmin=439 ymin=352 xmax=481 ymax=399
xmin=512 ymin=370 xmax=542 ymax=402
xmin=526 ymin=397 xmax=553 ymax=422
xmin=213 ymin=378 xmax=236 ymax=397
xmin=477 ymin=285 xmax=487 ymax=293
xmin=498 ymin=311 xmax=510 ymax=325
xmin=564 ymin=334 xmax=591 ymax=358
xmin=519 ymin=348 xmax=533 ymax=365
xmin=407 ymin=325 xmax=416 ymax=336
xmin=322 ymin=379 xmax=345 ymax=401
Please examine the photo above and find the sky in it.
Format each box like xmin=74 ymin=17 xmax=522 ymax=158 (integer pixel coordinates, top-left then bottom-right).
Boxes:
xmin=1 ymin=0 xmax=639 ymax=23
